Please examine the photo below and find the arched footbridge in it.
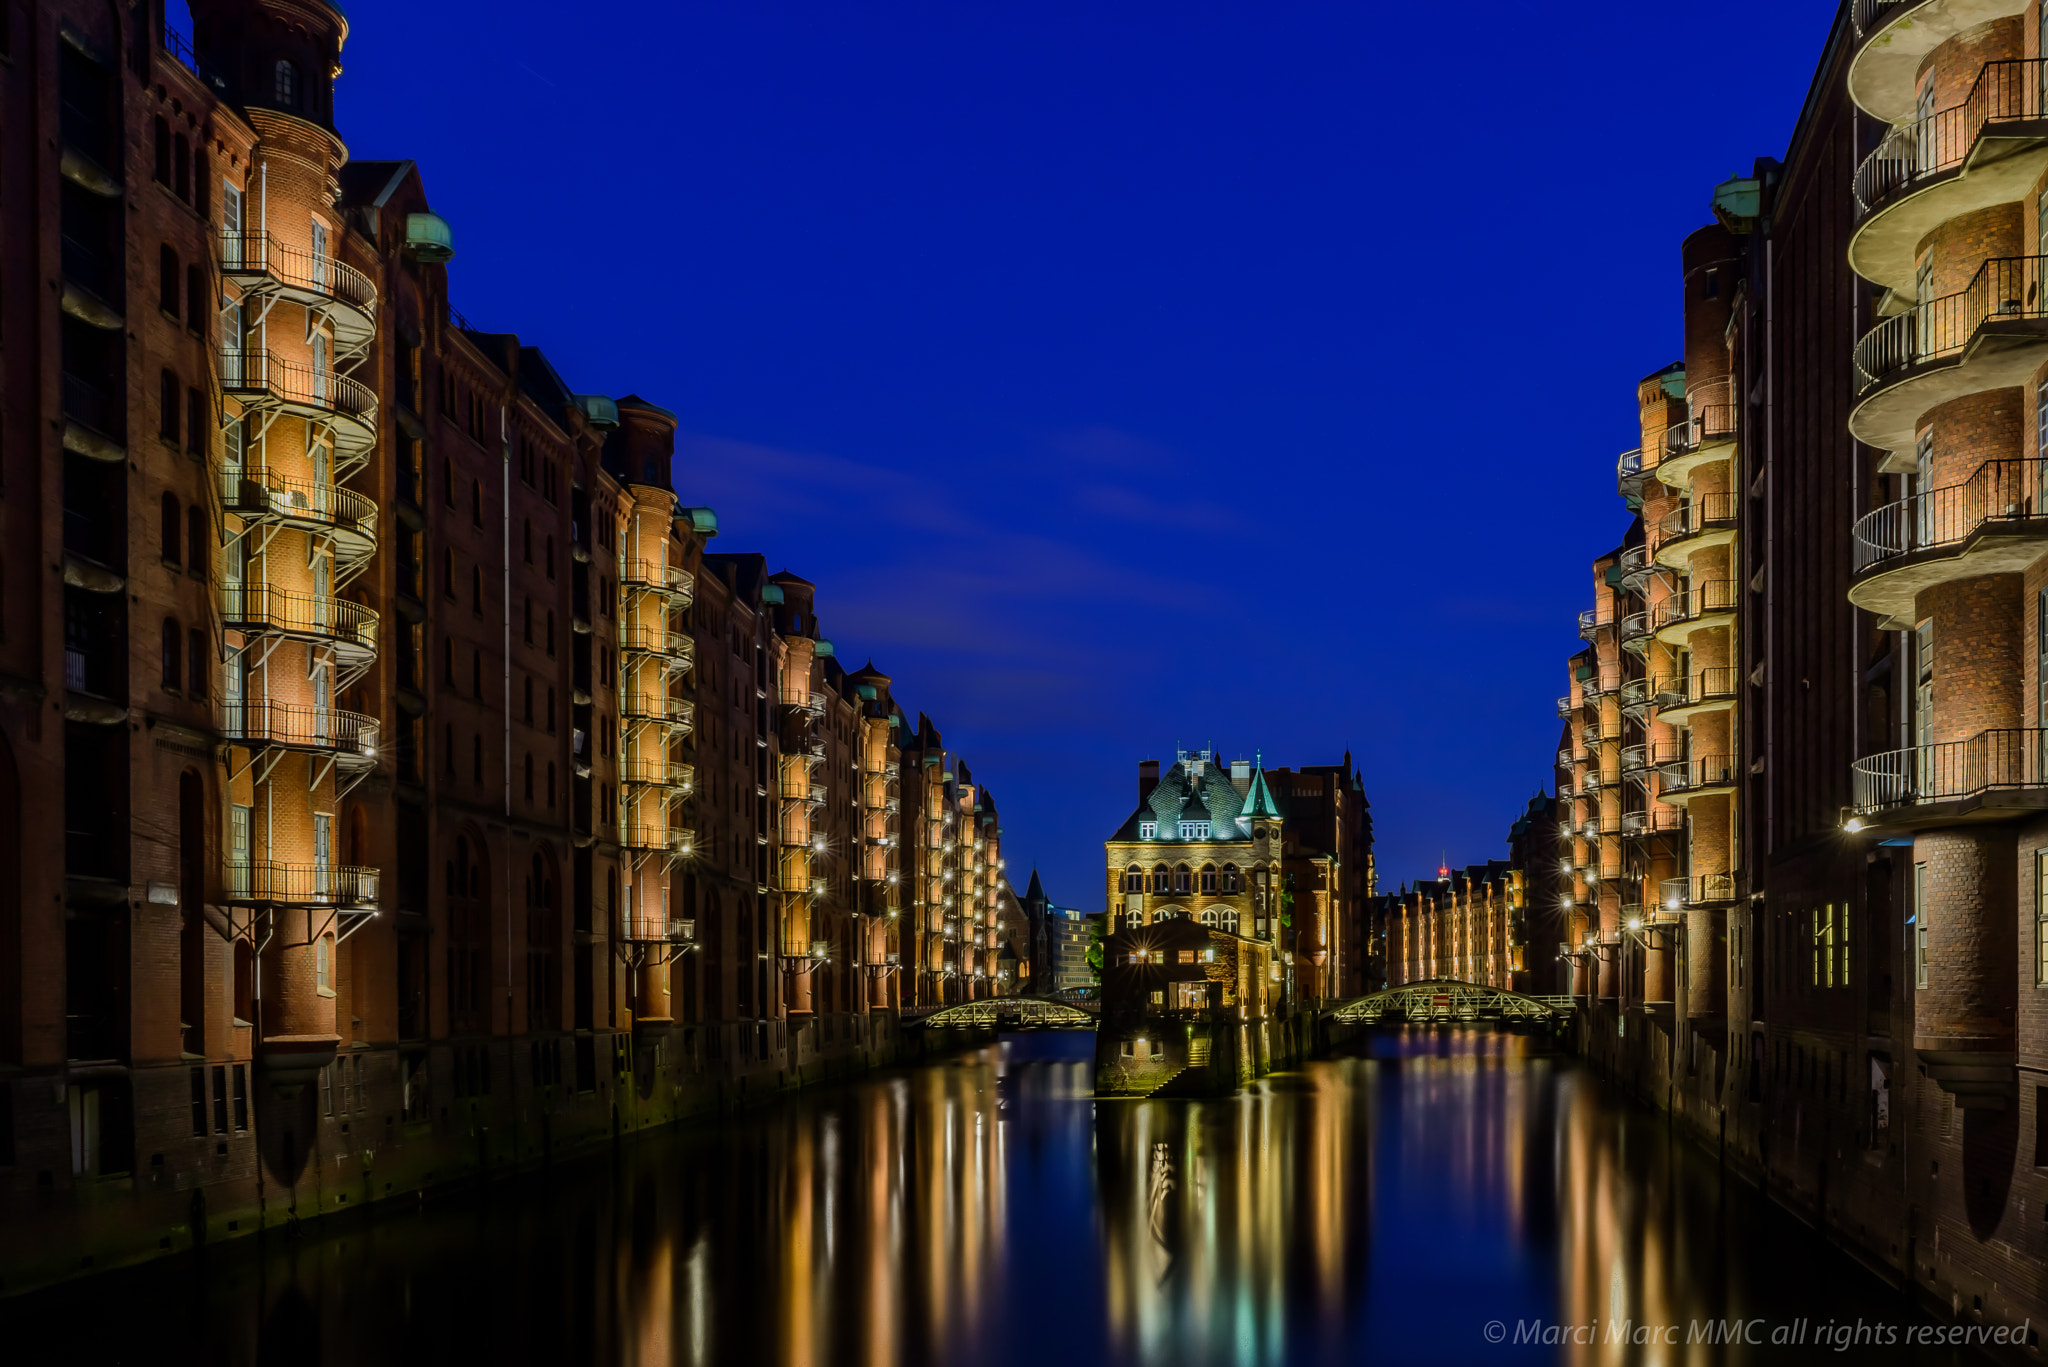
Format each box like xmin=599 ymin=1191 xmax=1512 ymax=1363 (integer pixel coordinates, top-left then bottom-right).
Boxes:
xmin=908 ymin=996 xmax=1098 ymax=1029
xmin=1325 ymin=979 xmax=1577 ymax=1025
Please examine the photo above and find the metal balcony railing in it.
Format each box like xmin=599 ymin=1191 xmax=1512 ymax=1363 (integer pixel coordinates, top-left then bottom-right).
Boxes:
xmin=1616 ymin=447 xmax=1646 ymax=501
xmin=1619 ymin=678 xmax=1651 ymax=717
xmin=216 ymin=465 xmax=377 ymax=546
xmin=224 ymin=860 xmax=378 ymax=906
xmin=1556 ymin=695 xmax=1572 ymax=719
xmin=218 ymin=231 xmax=377 ymax=322
xmin=1854 ymin=60 xmax=2048 ymax=216
xmin=1617 ymin=544 xmax=1653 ymax=585
xmin=621 ymin=692 xmax=694 ymax=727
xmin=1576 ymin=607 xmax=1612 ymax=641
xmin=1657 ymin=490 xmax=1739 ymax=544
xmin=1619 ymin=610 xmax=1651 ymax=643
xmin=220 ymin=349 xmax=377 ymax=432
xmin=618 ymin=755 xmax=691 ymax=788
xmin=1652 ymin=579 xmax=1738 ymax=631
xmin=1852 ymin=728 xmax=2048 ymax=814
xmin=220 ymin=582 xmax=378 ymax=654
xmin=616 ymin=617 xmax=693 ymax=660
xmin=1851 ymin=0 xmax=1907 ymax=40
xmin=222 ymin=698 xmax=379 ymax=756
xmin=1658 ymin=752 xmax=1737 ymax=795
xmin=1671 ymin=667 xmax=1740 ymax=709
xmin=1853 ymin=457 xmax=2047 ymax=572
xmin=1658 ymin=873 xmax=1736 ymax=909
xmin=1662 ymin=390 xmax=1738 ymax=460
xmin=1620 ymin=743 xmax=1648 ymax=776
xmin=619 ymin=823 xmax=692 ymax=855
xmin=619 ymin=558 xmax=694 ymax=604
xmin=1854 ymin=256 xmax=2048 ymax=394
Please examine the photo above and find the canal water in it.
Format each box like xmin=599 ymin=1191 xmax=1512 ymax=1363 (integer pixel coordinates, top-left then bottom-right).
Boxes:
xmin=7 ymin=1028 xmax=1985 ymax=1365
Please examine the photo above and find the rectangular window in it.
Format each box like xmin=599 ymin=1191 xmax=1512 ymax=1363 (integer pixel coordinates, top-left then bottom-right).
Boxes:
xmin=232 ymin=1063 xmax=248 ymax=1132
xmin=190 ymin=1067 xmax=207 ymax=1137
xmin=2037 ymin=850 xmax=2048 ymax=985
xmin=1812 ymin=907 xmax=1822 ymax=987
xmin=1915 ymin=862 xmax=1930 ymax=989
xmin=1840 ymin=902 xmax=1850 ymax=988
xmin=313 ymin=813 xmax=332 ymax=899
xmin=211 ymin=1065 xmax=228 ymax=1135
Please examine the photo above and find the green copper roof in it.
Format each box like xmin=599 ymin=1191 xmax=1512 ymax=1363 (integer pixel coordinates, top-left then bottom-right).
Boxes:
xmin=1239 ymin=752 xmax=1283 ymax=821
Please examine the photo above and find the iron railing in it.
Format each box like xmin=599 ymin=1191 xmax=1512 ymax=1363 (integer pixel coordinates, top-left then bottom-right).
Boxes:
xmin=1853 ymin=256 xmax=2048 ymax=393
xmin=220 ymin=582 xmax=378 ymax=653
xmin=1616 ymin=447 xmax=1646 ymax=500
xmin=222 ymin=698 xmax=379 ymax=755
xmin=1663 ymin=383 xmax=1738 ymax=458
xmin=220 ymin=349 xmax=377 ymax=429
xmin=1577 ymin=608 xmax=1611 ymax=641
xmin=1852 ymin=457 xmax=2047 ymax=572
xmin=224 ymin=860 xmax=379 ymax=905
xmin=1657 ymin=490 xmax=1739 ymax=543
xmin=1852 ymin=728 xmax=2048 ymax=813
xmin=1653 ymin=579 xmax=1738 ymax=631
xmin=621 ymin=692 xmax=694 ymax=727
xmin=616 ymin=618 xmax=694 ymax=659
xmin=1659 ymin=873 xmax=1737 ymax=909
xmin=1657 ymin=752 xmax=1737 ymax=795
xmin=1670 ymin=666 xmax=1740 ymax=708
xmin=216 ymin=465 xmax=377 ymax=543
xmin=1619 ymin=610 xmax=1651 ymax=643
xmin=1855 ymin=60 xmax=2048 ymax=215
xmin=218 ymin=232 xmax=377 ymax=319
xmin=619 ymin=558 xmax=694 ymax=603
xmin=618 ymin=755 xmax=691 ymax=788
xmin=1852 ymin=0 xmax=1908 ymax=40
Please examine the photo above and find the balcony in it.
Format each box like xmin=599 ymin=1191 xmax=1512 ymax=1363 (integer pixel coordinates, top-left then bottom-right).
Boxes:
xmin=1617 ymin=544 xmax=1655 ymax=592
xmin=1576 ymin=608 xmax=1612 ymax=642
xmin=1851 ymin=728 xmax=2048 ymax=824
xmin=1852 ymin=61 xmax=2048 ymax=297
xmin=621 ymin=692 xmax=695 ymax=729
xmin=619 ymin=822 xmax=693 ymax=857
xmin=619 ymin=557 xmax=694 ymax=608
xmin=1848 ymin=457 xmax=2048 ymax=628
xmin=221 ymin=349 xmax=378 ymax=455
xmin=222 ymin=698 xmax=379 ymax=762
xmin=1657 ymin=873 xmax=1736 ymax=911
xmin=1850 ymin=256 xmax=2048 ymax=458
xmin=218 ymin=232 xmax=378 ymax=355
xmin=220 ymin=582 xmax=378 ymax=667
xmin=1656 ymin=388 xmax=1738 ymax=487
xmin=1653 ymin=491 xmax=1739 ymax=568
xmin=1556 ymin=695 xmax=1572 ymax=719
xmin=1616 ymin=448 xmax=1646 ymax=505
xmin=1621 ymin=805 xmax=1683 ymax=837
xmin=1619 ymin=677 xmax=1652 ymax=721
xmin=1652 ymin=578 xmax=1738 ymax=646
xmin=224 ymin=860 xmax=378 ymax=907
xmin=1655 ymin=752 xmax=1738 ymax=803
xmin=216 ymin=465 xmax=377 ymax=566
xmin=617 ymin=617 xmax=696 ymax=667
xmin=1618 ymin=609 xmax=1652 ymax=654
xmin=1848 ymin=0 xmax=2036 ymax=126
xmin=1620 ymin=743 xmax=1649 ymax=781
xmin=1658 ymin=666 xmax=1740 ymax=725
xmin=619 ymin=755 xmax=692 ymax=791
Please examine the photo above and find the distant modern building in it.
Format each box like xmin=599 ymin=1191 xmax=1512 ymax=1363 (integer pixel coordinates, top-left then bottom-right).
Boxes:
xmin=1016 ymin=869 xmax=1092 ymax=994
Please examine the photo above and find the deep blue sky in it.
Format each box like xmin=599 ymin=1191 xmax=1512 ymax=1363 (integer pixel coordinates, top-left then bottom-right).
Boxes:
xmin=311 ymin=0 xmax=1835 ymax=905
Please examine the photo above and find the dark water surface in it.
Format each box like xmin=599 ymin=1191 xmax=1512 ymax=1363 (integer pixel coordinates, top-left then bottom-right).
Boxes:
xmin=6 ymin=1029 xmax=1984 ymax=1366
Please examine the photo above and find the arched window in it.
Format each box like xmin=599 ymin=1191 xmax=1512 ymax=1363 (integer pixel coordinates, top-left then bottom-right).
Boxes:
xmin=1123 ymin=865 xmax=1143 ymax=892
xmin=1218 ymin=907 xmax=1240 ymax=934
xmin=159 ymin=244 xmax=180 ymax=317
xmin=1172 ymin=864 xmax=1191 ymax=894
xmin=1151 ymin=864 xmax=1170 ymax=894
xmin=161 ymin=616 xmax=181 ymax=689
xmin=1221 ymin=863 xmax=1241 ymax=893
xmin=1200 ymin=863 xmax=1218 ymax=893
xmin=161 ymin=492 xmax=181 ymax=564
xmin=1200 ymin=908 xmax=1218 ymax=927
xmin=274 ymin=59 xmax=298 ymax=108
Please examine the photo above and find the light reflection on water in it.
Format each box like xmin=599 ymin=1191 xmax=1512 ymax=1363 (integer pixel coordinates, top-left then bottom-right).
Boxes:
xmin=16 ymin=1028 xmax=1955 ymax=1367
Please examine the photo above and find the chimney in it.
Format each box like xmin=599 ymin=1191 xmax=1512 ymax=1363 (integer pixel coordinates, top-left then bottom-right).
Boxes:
xmin=1138 ymin=760 xmax=1160 ymax=803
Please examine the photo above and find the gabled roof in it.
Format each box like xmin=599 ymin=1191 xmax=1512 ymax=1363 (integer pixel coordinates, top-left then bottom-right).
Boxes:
xmin=1239 ymin=755 xmax=1283 ymax=821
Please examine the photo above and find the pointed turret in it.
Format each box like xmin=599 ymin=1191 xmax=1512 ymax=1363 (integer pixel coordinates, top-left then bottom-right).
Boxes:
xmin=1239 ymin=751 xmax=1283 ymax=822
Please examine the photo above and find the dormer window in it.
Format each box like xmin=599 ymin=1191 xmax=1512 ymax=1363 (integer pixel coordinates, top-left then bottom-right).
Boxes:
xmin=1138 ymin=821 xmax=1156 ymax=839
xmin=275 ymin=59 xmax=299 ymax=108
xmin=1178 ymin=820 xmax=1210 ymax=839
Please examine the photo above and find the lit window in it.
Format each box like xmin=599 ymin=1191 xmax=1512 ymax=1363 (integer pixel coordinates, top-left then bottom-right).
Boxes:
xmin=1138 ymin=821 xmax=1156 ymax=839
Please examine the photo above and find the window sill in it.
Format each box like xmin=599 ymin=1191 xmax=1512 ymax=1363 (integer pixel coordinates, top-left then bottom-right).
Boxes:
xmin=316 ymin=986 xmax=337 ymax=998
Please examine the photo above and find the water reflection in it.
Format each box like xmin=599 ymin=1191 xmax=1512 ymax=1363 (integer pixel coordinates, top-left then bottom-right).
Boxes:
xmin=11 ymin=1028 xmax=1951 ymax=1367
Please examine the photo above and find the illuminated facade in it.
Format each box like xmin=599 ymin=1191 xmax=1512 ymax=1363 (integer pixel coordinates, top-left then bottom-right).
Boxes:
xmin=0 ymin=0 xmax=1008 ymax=1288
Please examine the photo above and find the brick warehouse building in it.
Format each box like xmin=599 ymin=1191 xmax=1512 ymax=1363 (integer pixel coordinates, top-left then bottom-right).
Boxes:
xmin=0 ymin=0 xmax=1013 ymax=1290
xmin=1553 ymin=0 xmax=2048 ymax=1342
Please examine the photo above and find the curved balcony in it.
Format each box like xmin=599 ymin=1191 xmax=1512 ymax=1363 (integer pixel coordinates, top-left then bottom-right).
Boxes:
xmin=1576 ymin=608 xmax=1612 ymax=642
xmin=1848 ymin=0 xmax=2033 ymax=125
xmin=1655 ymin=752 xmax=1738 ymax=804
xmin=619 ymin=557 xmax=695 ymax=608
xmin=1619 ymin=677 xmax=1653 ymax=721
xmin=1618 ymin=609 xmax=1652 ymax=655
xmin=1657 ymin=666 xmax=1740 ymax=726
xmin=1652 ymin=578 xmax=1738 ymax=646
xmin=216 ymin=464 xmax=377 ymax=566
xmin=1852 ymin=728 xmax=2048 ymax=824
xmin=220 ymin=582 xmax=378 ymax=666
xmin=1621 ymin=805 xmax=1683 ymax=838
xmin=617 ymin=617 xmax=696 ymax=668
xmin=621 ymin=691 xmax=695 ymax=730
xmin=1850 ymin=256 xmax=2048 ymax=457
xmin=1655 ymin=388 xmax=1738 ymax=489
xmin=1620 ymin=743 xmax=1649 ymax=781
xmin=1848 ymin=456 xmax=2048 ymax=628
xmin=222 ymin=698 xmax=379 ymax=761
xmin=220 ymin=349 xmax=378 ymax=455
xmin=218 ymin=231 xmax=378 ymax=354
xmin=1653 ymin=491 xmax=1739 ymax=568
xmin=619 ymin=912 xmax=695 ymax=945
xmin=1556 ymin=694 xmax=1572 ymax=719
xmin=1617 ymin=544 xmax=1656 ymax=592
xmin=619 ymin=755 xmax=693 ymax=791
xmin=224 ymin=860 xmax=378 ymax=908
xmin=619 ymin=822 xmax=694 ymax=857
xmin=1851 ymin=61 xmax=2048 ymax=295
xmin=1657 ymin=873 xmax=1736 ymax=911
xmin=1616 ymin=447 xmax=1646 ymax=505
